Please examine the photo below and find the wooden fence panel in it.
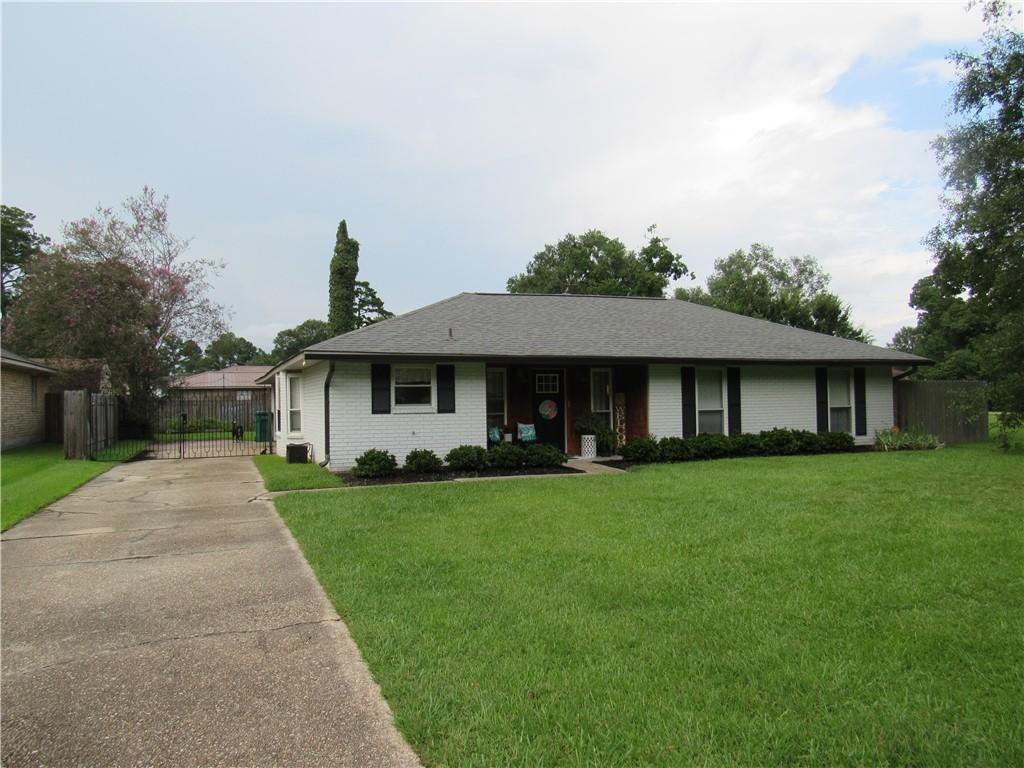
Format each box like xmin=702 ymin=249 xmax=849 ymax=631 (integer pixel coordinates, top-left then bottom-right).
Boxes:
xmin=63 ymin=390 xmax=90 ymax=459
xmin=894 ymin=380 xmax=988 ymax=444
xmin=90 ymin=393 xmax=118 ymax=453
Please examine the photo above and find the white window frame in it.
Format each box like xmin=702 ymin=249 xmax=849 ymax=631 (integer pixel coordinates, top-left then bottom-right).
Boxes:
xmin=287 ymin=373 xmax=303 ymax=434
xmin=392 ymin=364 xmax=437 ymax=413
xmin=590 ymin=368 xmax=613 ymax=428
xmin=696 ymin=367 xmax=726 ymax=435
xmin=828 ymin=368 xmax=853 ymax=434
xmin=486 ymin=368 xmax=507 ymax=428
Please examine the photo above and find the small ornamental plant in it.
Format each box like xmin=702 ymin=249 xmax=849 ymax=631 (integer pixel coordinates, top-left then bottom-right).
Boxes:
xmin=352 ymin=448 xmax=397 ymax=478
xmin=621 ymin=436 xmax=661 ymax=463
xmin=488 ymin=442 xmax=528 ymax=469
xmin=404 ymin=448 xmax=443 ymax=474
xmin=523 ymin=443 xmax=566 ymax=468
xmin=445 ymin=444 xmax=489 ymax=471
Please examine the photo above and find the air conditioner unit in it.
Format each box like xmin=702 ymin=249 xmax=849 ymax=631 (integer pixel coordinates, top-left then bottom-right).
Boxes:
xmin=286 ymin=443 xmax=309 ymax=464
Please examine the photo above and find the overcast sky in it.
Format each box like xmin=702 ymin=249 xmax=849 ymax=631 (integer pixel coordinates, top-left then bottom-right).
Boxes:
xmin=2 ymin=2 xmax=989 ymax=350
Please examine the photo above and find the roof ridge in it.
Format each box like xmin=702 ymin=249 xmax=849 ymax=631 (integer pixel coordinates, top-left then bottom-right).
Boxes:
xmin=469 ymin=292 xmax=668 ymax=301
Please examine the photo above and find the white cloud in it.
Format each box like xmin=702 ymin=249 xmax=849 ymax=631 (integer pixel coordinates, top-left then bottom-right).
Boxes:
xmin=908 ymin=57 xmax=959 ymax=85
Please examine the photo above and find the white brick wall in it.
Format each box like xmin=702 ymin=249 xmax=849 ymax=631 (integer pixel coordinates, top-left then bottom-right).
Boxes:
xmin=301 ymin=363 xmax=327 ymax=462
xmin=646 ymin=364 xmax=894 ymax=446
xmin=328 ymin=361 xmax=487 ymax=470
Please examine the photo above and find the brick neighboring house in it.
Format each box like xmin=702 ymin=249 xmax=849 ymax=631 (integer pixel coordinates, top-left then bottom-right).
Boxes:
xmin=1 ymin=348 xmax=57 ymax=450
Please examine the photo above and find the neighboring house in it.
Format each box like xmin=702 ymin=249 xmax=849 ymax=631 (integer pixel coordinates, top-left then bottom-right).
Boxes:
xmin=170 ymin=365 xmax=274 ymax=427
xmin=1 ymin=348 xmax=57 ymax=450
xmin=257 ymin=293 xmax=931 ymax=469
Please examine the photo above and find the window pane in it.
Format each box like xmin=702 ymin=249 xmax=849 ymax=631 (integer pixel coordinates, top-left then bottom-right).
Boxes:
xmin=486 ymin=371 xmax=505 ymax=417
xmin=830 ymin=407 xmax=851 ymax=433
xmin=288 ymin=379 xmax=301 ymax=409
xmin=698 ymin=410 xmax=724 ymax=435
xmin=289 ymin=410 xmax=301 ymax=432
xmin=536 ymin=374 xmax=559 ymax=394
xmin=829 ymin=369 xmax=850 ymax=407
xmin=487 ymin=414 xmax=505 ymax=430
xmin=395 ymin=367 xmax=431 ymax=386
xmin=591 ymin=370 xmax=611 ymax=412
xmin=697 ymin=369 xmax=722 ymax=409
xmin=395 ymin=385 xmax=432 ymax=405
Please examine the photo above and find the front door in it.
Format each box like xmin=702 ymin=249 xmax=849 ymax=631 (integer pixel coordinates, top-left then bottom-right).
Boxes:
xmin=531 ymin=369 xmax=565 ymax=451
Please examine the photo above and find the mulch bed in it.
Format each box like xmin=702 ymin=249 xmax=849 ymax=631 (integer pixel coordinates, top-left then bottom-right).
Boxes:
xmin=338 ymin=465 xmax=583 ymax=487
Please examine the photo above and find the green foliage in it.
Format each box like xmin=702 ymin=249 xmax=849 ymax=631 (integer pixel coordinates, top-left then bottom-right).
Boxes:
xmin=621 ymin=435 xmax=661 ymax=463
xmin=675 ymin=243 xmax=870 ymax=342
xmin=445 ymin=444 xmax=489 ymax=471
xmin=271 ymin=319 xmax=333 ymax=362
xmin=404 ymin=448 xmax=443 ymax=474
xmin=0 ymin=204 xmax=50 ymax=315
xmin=328 ymin=220 xmax=360 ymax=335
xmin=875 ymin=428 xmax=942 ymax=451
xmin=658 ymin=436 xmax=690 ymax=462
xmin=686 ymin=433 xmax=733 ymax=460
xmin=353 ymin=280 xmax=394 ymax=327
xmin=820 ymin=431 xmax=856 ymax=453
xmin=202 ymin=332 xmax=268 ymax=369
xmin=574 ymin=413 xmax=617 ymax=455
xmin=523 ymin=443 xmax=567 ymax=468
xmin=728 ymin=433 xmax=764 ymax=457
xmin=507 ymin=226 xmax=690 ymax=297
xmin=487 ymin=442 xmax=528 ymax=469
xmin=353 ymin=448 xmax=398 ymax=478
xmin=901 ymin=5 xmax=1024 ymax=430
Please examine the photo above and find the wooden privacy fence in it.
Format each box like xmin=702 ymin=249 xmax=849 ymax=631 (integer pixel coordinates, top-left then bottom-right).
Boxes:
xmin=894 ymin=380 xmax=988 ymax=444
xmin=63 ymin=390 xmax=119 ymax=459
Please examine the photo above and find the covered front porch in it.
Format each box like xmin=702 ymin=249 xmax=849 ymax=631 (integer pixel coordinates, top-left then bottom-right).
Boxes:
xmin=484 ymin=363 xmax=648 ymax=456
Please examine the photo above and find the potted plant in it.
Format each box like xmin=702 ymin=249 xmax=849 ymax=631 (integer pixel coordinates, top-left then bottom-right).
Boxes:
xmin=574 ymin=414 xmax=615 ymax=458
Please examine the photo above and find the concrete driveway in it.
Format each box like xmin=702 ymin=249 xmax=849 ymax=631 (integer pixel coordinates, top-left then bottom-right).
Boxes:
xmin=1 ymin=457 xmax=420 ymax=768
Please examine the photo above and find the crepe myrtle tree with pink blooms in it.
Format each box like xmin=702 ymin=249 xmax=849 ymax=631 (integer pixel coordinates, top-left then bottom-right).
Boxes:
xmin=3 ymin=187 xmax=227 ymax=396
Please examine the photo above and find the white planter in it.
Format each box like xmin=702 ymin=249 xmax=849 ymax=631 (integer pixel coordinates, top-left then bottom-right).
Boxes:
xmin=580 ymin=434 xmax=597 ymax=459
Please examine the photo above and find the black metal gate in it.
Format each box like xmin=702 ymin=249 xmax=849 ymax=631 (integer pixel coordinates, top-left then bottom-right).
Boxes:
xmin=88 ymin=387 xmax=275 ymax=461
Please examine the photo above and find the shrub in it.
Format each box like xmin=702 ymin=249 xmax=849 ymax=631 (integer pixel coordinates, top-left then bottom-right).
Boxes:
xmin=523 ymin=443 xmax=566 ymax=468
xmin=874 ymin=427 xmax=941 ymax=451
xmin=445 ymin=444 xmax=489 ymax=471
xmin=353 ymin=448 xmax=397 ymax=478
xmin=489 ymin=442 xmax=528 ymax=469
xmin=404 ymin=448 xmax=443 ymax=474
xmin=820 ymin=431 xmax=856 ymax=452
xmin=658 ymin=436 xmax=690 ymax=463
xmin=793 ymin=430 xmax=823 ymax=454
xmin=687 ymin=433 xmax=732 ymax=460
xmin=729 ymin=433 xmax=763 ymax=457
xmin=621 ymin=435 xmax=661 ymax=463
xmin=759 ymin=428 xmax=802 ymax=456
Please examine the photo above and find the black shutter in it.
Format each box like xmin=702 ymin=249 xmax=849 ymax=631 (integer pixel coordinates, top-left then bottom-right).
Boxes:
xmin=727 ymin=367 xmax=741 ymax=435
xmin=854 ymin=367 xmax=867 ymax=436
xmin=681 ymin=366 xmax=696 ymax=438
xmin=371 ymin=364 xmax=391 ymax=414
xmin=437 ymin=364 xmax=456 ymax=413
xmin=815 ymin=367 xmax=829 ymax=434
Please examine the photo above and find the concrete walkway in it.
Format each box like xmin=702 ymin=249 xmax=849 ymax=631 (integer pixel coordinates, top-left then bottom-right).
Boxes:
xmin=1 ymin=458 xmax=420 ymax=768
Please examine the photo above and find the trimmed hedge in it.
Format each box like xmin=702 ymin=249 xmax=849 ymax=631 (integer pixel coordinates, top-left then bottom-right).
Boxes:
xmin=524 ymin=443 xmax=567 ymax=468
xmin=445 ymin=444 xmax=489 ymax=471
xmin=405 ymin=448 xmax=443 ymax=474
xmin=621 ymin=428 xmax=859 ymax=465
xmin=353 ymin=448 xmax=398 ymax=477
xmin=488 ymin=443 xmax=528 ymax=469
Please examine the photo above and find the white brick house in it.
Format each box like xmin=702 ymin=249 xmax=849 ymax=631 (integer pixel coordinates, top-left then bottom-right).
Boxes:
xmin=258 ymin=293 xmax=929 ymax=470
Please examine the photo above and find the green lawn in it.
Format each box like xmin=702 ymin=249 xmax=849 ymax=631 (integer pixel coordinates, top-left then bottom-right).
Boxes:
xmin=252 ymin=454 xmax=344 ymax=491
xmin=1 ymin=443 xmax=116 ymax=531
xmin=276 ymin=442 xmax=1023 ymax=767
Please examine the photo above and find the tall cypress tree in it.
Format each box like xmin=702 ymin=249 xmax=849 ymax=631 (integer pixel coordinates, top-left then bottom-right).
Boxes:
xmin=328 ymin=220 xmax=359 ymax=334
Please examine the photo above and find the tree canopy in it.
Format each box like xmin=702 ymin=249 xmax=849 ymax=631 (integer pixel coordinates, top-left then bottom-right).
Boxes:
xmin=271 ymin=319 xmax=333 ymax=361
xmin=675 ymin=243 xmax=870 ymax=342
xmin=1 ymin=205 xmax=50 ymax=315
xmin=892 ymin=2 xmax=1023 ymax=437
xmin=328 ymin=220 xmax=359 ymax=335
xmin=507 ymin=228 xmax=690 ymax=297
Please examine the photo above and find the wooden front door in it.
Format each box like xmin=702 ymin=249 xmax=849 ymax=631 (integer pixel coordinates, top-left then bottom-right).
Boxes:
xmin=531 ymin=369 xmax=565 ymax=451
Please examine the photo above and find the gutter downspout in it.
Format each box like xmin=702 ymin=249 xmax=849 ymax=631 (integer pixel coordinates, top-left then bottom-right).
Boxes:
xmin=319 ymin=360 xmax=336 ymax=467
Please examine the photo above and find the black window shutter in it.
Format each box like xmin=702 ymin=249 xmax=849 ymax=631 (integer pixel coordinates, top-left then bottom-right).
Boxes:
xmin=371 ymin=364 xmax=391 ymax=414
xmin=681 ymin=367 xmax=696 ymax=438
xmin=854 ymin=367 xmax=867 ymax=436
xmin=727 ymin=367 xmax=741 ymax=435
xmin=437 ymin=364 xmax=456 ymax=413
xmin=815 ymin=367 xmax=829 ymax=433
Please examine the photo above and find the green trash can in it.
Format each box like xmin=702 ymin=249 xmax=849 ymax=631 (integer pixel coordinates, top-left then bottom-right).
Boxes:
xmin=255 ymin=411 xmax=270 ymax=442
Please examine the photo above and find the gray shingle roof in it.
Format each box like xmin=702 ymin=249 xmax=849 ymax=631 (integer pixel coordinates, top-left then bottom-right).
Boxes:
xmin=0 ymin=346 xmax=57 ymax=374
xmin=304 ymin=293 xmax=930 ymax=366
